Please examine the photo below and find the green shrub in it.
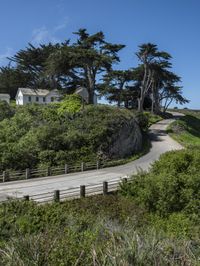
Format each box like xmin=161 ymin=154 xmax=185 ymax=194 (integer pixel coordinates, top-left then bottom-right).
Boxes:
xmin=135 ymin=112 xmax=149 ymax=131
xmin=120 ymin=149 xmax=200 ymax=216
xmin=57 ymin=94 xmax=82 ymax=116
xmin=0 ymin=100 xmax=15 ymax=121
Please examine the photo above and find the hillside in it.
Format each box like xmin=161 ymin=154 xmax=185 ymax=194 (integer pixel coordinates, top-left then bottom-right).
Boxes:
xmin=0 ymin=101 xmax=144 ymax=172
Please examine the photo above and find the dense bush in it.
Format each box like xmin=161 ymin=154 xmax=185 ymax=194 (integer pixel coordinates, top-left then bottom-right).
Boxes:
xmin=120 ymin=149 xmax=200 ymax=216
xmin=0 ymin=100 xmax=15 ymax=121
xmin=0 ymin=103 xmax=141 ymax=171
xmin=57 ymin=94 xmax=82 ymax=116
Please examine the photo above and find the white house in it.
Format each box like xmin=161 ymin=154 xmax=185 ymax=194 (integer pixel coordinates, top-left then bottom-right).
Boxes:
xmin=16 ymin=88 xmax=61 ymax=105
xmin=0 ymin=93 xmax=10 ymax=104
xmin=75 ymin=87 xmax=98 ymax=104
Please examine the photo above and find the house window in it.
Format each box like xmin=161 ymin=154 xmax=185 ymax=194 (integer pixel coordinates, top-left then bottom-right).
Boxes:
xmin=51 ymin=97 xmax=54 ymax=102
xmin=43 ymin=97 xmax=46 ymax=102
xmin=28 ymin=96 xmax=31 ymax=102
xmin=36 ymin=96 xmax=39 ymax=102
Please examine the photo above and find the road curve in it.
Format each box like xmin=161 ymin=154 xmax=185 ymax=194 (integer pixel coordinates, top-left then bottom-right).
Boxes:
xmin=0 ymin=112 xmax=184 ymax=201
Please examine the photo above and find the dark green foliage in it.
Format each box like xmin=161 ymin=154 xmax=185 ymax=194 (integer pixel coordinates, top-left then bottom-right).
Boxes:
xmin=135 ymin=112 xmax=149 ymax=131
xmin=0 ymin=104 xmax=139 ymax=171
xmin=0 ymin=66 xmax=32 ymax=99
xmin=9 ymin=43 xmax=63 ymax=90
xmin=0 ymin=100 xmax=15 ymax=121
xmin=120 ymin=149 xmax=200 ymax=216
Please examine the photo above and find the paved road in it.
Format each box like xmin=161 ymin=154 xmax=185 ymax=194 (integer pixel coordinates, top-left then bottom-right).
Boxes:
xmin=0 ymin=113 xmax=183 ymax=201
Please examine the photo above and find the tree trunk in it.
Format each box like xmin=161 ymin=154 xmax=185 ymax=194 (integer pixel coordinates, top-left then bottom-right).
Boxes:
xmin=124 ymin=99 xmax=128 ymax=108
xmin=137 ymin=95 xmax=144 ymax=112
xmin=86 ymin=66 xmax=95 ymax=104
xmin=117 ymin=99 xmax=120 ymax=107
xmin=88 ymin=88 xmax=94 ymax=104
xmin=151 ymin=87 xmax=154 ymax=114
xmin=154 ymin=89 xmax=161 ymax=114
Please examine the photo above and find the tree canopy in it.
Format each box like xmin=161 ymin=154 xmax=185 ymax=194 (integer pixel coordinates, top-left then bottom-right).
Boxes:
xmin=0 ymin=29 xmax=188 ymax=111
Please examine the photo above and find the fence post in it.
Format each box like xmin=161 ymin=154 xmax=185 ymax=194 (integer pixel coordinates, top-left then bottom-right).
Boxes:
xmin=103 ymin=181 xmax=108 ymax=195
xmin=3 ymin=171 xmax=7 ymax=182
xmin=24 ymin=195 xmax=29 ymax=201
xmin=80 ymin=185 xmax=86 ymax=198
xmin=64 ymin=164 xmax=68 ymax=174
xmin=3 ymin=171 xmax=9 ymax=182
xmin=96 ymin=161 xmax=100 ymax=170
xmin=47 ymin=167 xmax=51 ymax=176
xmin=81 ymin=162 xmax=85 ymax=172
xmin=54 ymin=190 xmax=60 ymax=203
xmin=25 ymin=168 xmax=30 ymax=179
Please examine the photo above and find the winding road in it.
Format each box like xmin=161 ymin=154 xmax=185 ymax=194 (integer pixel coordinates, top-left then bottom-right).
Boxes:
xmin=0 ymin=112 xmax=184 ymax=202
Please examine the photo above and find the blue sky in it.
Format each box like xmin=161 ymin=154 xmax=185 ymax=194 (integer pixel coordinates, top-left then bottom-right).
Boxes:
xmin=0 ymin=0 xmax=199 ymax=109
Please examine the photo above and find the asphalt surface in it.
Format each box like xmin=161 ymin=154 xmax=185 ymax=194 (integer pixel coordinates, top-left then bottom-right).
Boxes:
xmin=0 ymin=112 xmax=184 ymax=202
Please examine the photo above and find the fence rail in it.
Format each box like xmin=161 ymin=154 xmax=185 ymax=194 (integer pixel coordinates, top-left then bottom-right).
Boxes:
xmin=1 ymin=178 xmax=128 ymax=204
xmin=0 ymin=159 xmax=125 ymax=183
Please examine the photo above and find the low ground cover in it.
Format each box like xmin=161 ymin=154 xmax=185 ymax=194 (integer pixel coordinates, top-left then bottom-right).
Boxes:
xmin=0 ymin=149 xmax=199 ymax=265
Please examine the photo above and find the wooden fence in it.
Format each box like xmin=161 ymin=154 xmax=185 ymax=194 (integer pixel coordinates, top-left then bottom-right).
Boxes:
xmin=1 ymin=178 xmax=128 ymax=204
xmin=0 ymin=160 xmax=112 ymax=183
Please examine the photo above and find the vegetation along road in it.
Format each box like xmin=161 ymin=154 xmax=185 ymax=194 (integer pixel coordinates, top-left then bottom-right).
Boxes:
xmin=0 ymin=112 xmax=184 ymax=202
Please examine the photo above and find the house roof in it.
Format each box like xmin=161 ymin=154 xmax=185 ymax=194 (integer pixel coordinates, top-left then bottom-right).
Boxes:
xmin=18 ymin=88 xmax=50 ymax=96
xmin=0 ymin=93 xmax=10 ymax=98
xmin=75 ymin=86 xmax=98 ymax=96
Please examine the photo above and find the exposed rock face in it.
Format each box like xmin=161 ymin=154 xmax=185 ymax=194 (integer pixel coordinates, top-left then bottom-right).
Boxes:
xmin=109 ymin=118 xmax=143 ymax=158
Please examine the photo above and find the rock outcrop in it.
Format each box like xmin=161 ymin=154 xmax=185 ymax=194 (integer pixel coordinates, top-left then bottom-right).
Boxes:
xmin=109 ymin=118 xmax=143 ymax=158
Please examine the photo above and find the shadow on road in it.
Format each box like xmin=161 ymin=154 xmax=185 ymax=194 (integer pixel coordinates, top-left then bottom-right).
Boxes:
xmin=148 ymin=130 xmax=167 ymax=141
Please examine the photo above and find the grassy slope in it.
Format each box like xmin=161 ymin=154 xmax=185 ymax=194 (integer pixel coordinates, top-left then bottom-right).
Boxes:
xmin=0 ymin=193 xmax=199 ymax=265
xmin=167 ymin=110 xmax=200 ymax=147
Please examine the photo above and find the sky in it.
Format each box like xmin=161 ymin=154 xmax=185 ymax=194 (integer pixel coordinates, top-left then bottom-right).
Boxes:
xmin=0 ymin=0 xmax=199 ymax=109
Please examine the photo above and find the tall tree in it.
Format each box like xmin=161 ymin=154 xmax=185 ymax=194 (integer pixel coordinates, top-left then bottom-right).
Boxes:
xmin=45 ymin=29 xmax=125 ymax=103
xmin=71 ymin=29 xmax=125 ymax=103
xmin=160 ymin=85 xmax=189 ymax=113
xmin=136 ymin=43 xmax=171 ymax=112
xmin=9 ymin=43 xmax=61 ymax=89
xmin=0 ymin=66 xmax=32 ymax=99
xmin=45 ymin=42 xmax=79 ymax=93
xmin=100 ymin=70 xmax=134 ymax=107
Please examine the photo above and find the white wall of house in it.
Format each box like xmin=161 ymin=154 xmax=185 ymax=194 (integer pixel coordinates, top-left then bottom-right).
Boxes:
xmin=16 ymin=90 xmax=23 ymax=105
xmin=16 ymin=89 xmax=61 ymax=105
xmin=46 ymin=90 xmax=61 ymax=103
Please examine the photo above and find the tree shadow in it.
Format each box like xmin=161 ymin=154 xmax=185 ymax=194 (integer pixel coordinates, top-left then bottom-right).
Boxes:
xmin=148 ymin=130 xmax=167 ymax=142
